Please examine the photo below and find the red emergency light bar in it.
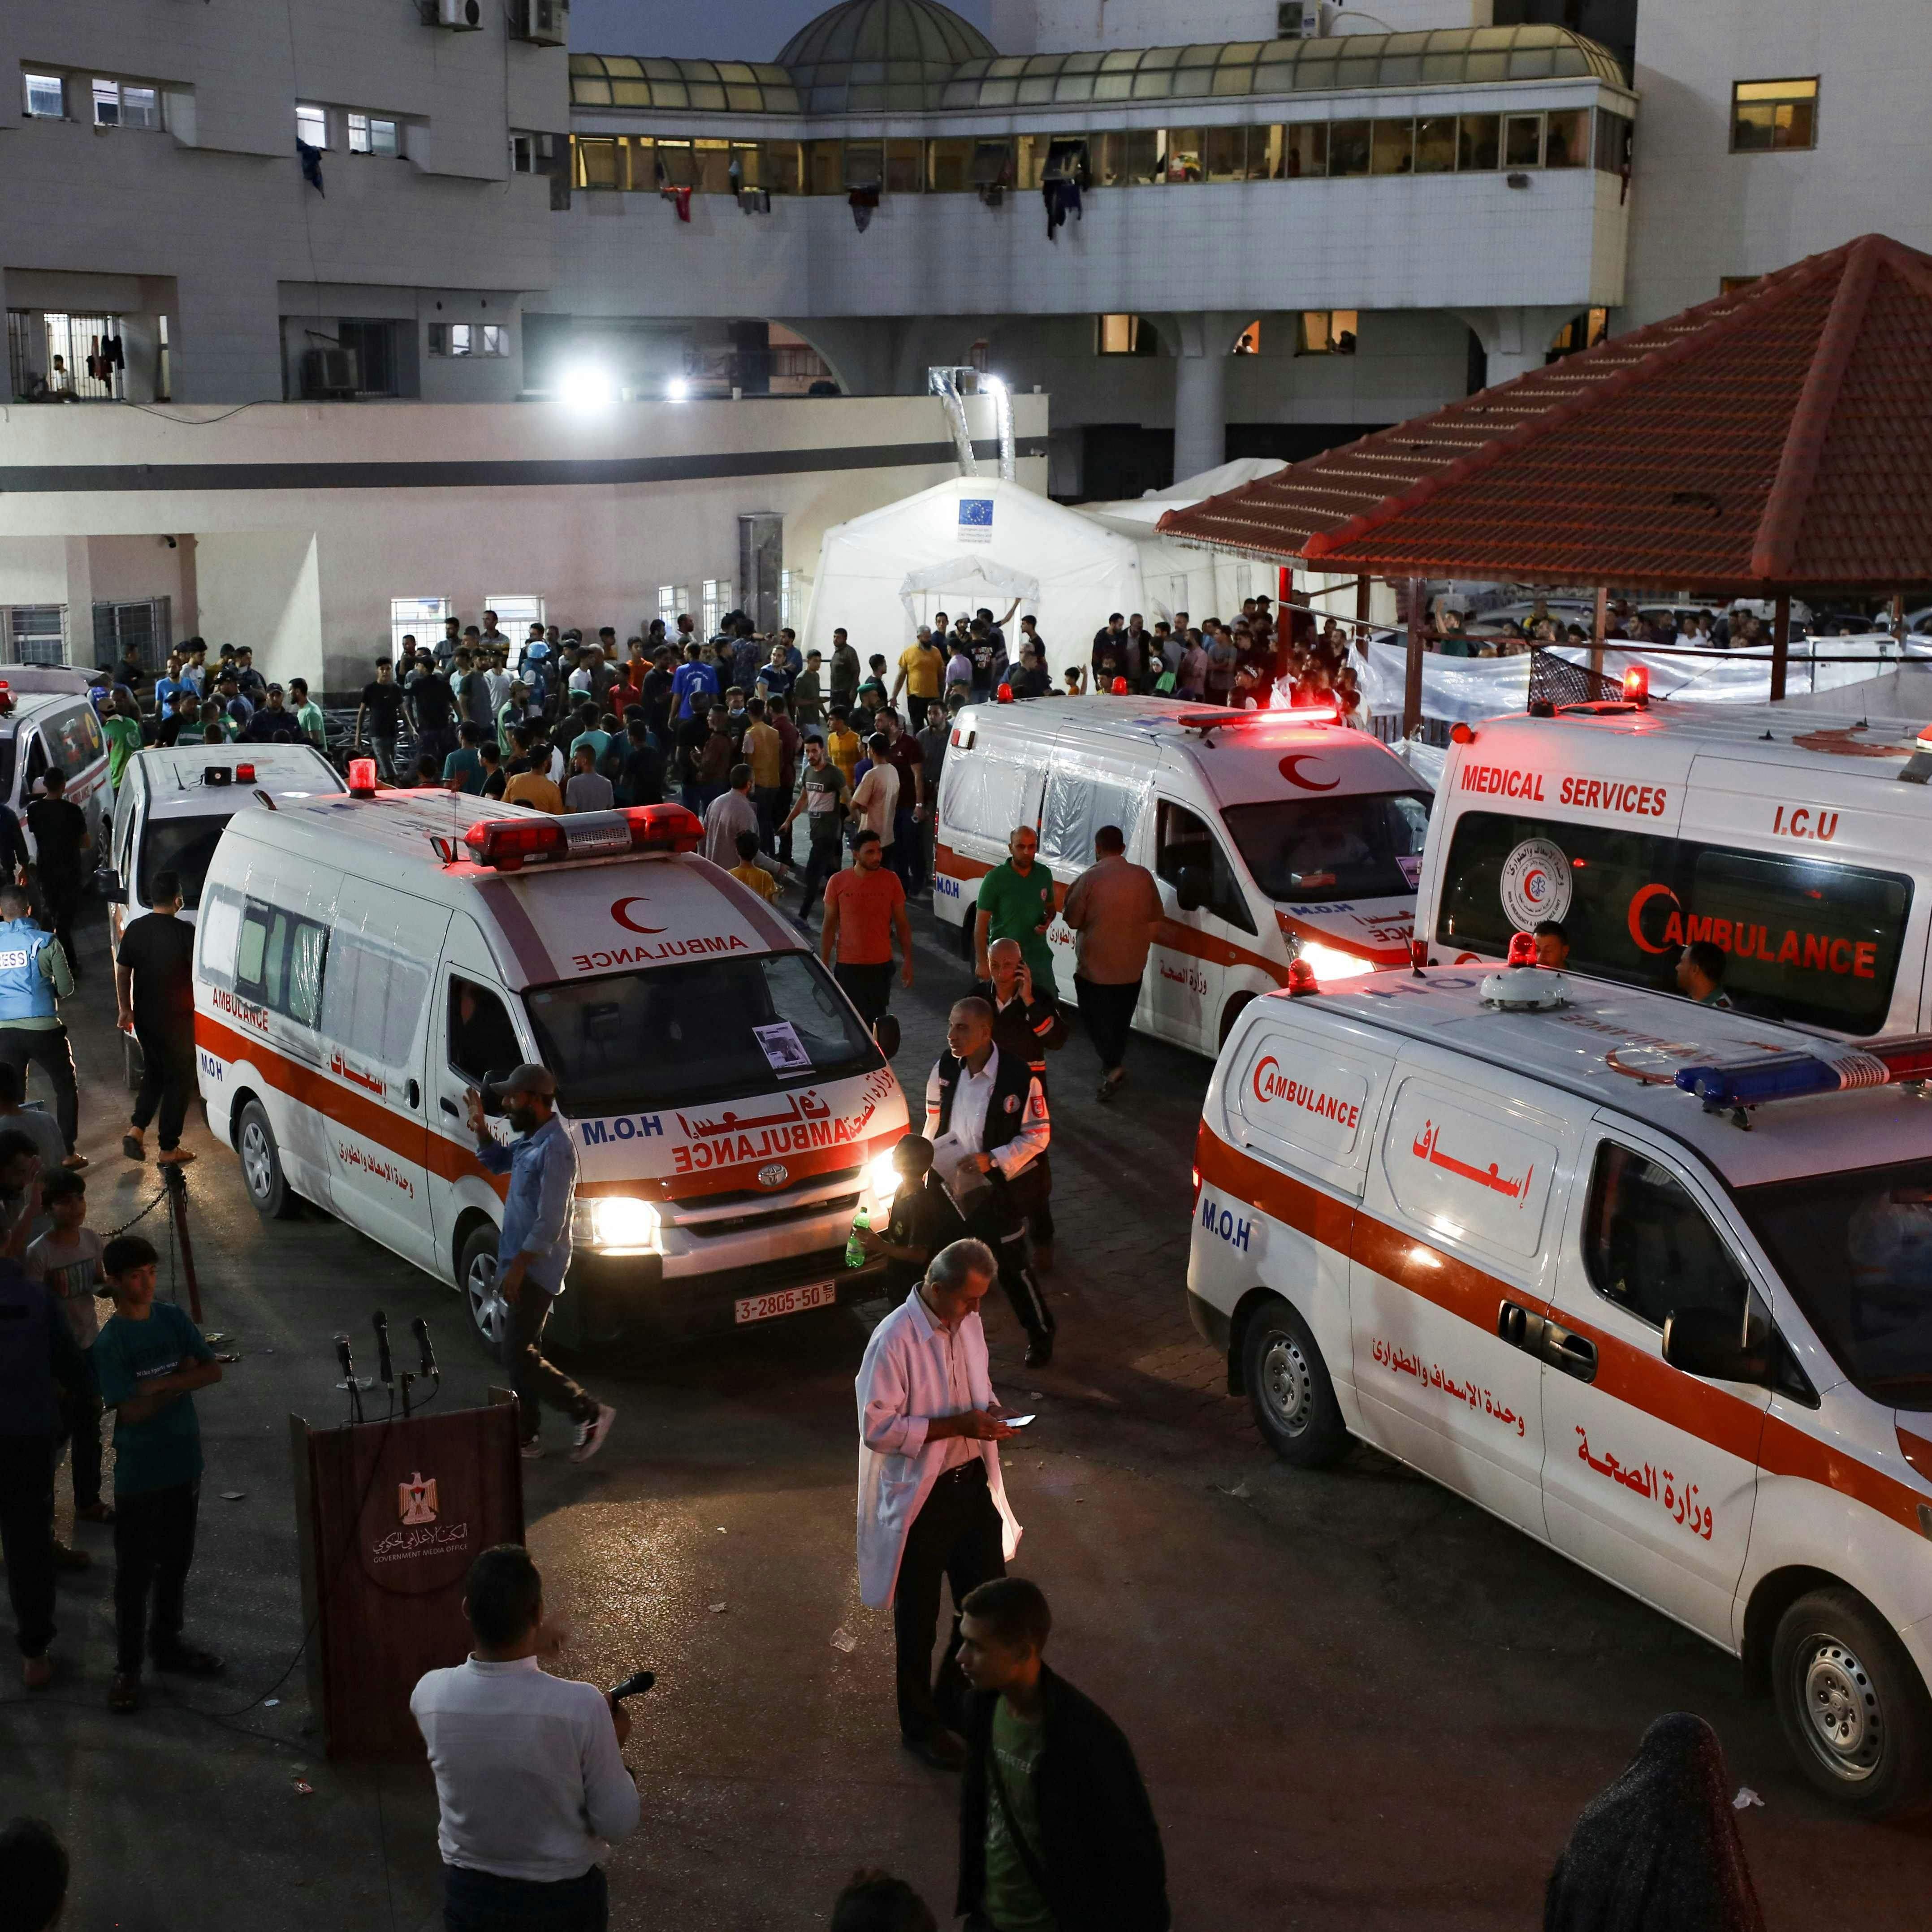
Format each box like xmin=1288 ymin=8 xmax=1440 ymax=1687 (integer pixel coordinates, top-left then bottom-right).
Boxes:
xmin=462 ymin=802 xmax=703 ymax=872
xmin=1622 ymin=664 xmax=1650 ymax=708
xmin=1177 ymin=704 xmax=1337 ymax=734
xmin=347 ymin=756 xmax=379 ymax=797
xmin=1287 ymin=957 xmax=1320 ymax=997
xmin=1507 ymin=930 xmax=1538 ymax=967
xmin=0 ymin=681 xmax=13 ymax=717
xmin=1674 ymin=1035 xmax=1932 ymax=1113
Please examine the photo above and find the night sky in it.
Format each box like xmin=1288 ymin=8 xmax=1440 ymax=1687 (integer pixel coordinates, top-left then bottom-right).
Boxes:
xmin=568 ymin=0 xmax=994 ymax=63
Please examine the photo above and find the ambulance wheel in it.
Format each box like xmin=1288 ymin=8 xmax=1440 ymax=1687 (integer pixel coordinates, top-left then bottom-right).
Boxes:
xmin=1241 ymin=1295 xmax=1347 ymax=1468
xmin=459 ymin=1224 xmax=505 ymax=1357
xmin=236 ymin=1100 xmax=299 ymax=1221
xmin=1772 ymin=1586 xmax=1932 ymax=1817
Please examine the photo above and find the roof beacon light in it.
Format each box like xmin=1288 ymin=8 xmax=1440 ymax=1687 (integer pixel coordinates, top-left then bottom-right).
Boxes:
xmin=996 ymin=683 xmax=1015 ymax=704
xmin=347 ymin=757 xmax=379 ymax=798
xmin=1674 ymin=1035 xmax=1932 ymax=1113
xmin=1287 ymin=957 xmax=1320 ymax=998
xmin=462 ymin=801 xmax=704 ymax=872
xmin=1622 ymin=665 xmax=1650 ymax=708
xmin=1506 ymin=930 xmax=1538 ymax=967
xmin=234 ymin=763 xmax=256 ymax=783
xmin=1112 ymin=676 xmax=1129 ymax=695
xmin=1484 ymin=932 xmax=1567 ymax=1010
xmin=1450 ymin=722 xmax=1476 ymax=745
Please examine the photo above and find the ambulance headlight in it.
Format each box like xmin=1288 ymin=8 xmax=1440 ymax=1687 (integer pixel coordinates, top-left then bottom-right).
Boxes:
xmin=869 ymin=1151 xmax=903 ymax=1200
xmin=1298 ymin=942 xmax=1375 ymax=981
xmin=574 ymin=1196 xmax=661 ymax=1253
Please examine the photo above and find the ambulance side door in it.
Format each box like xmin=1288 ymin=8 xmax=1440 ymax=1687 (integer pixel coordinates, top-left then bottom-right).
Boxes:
xmin=1538 ymin=1120 xmax=1768 ymax=1646
xmin=1149 ymin=797 xmax=1247 ymax=1050
xmin=317 ymin=880 xmax=446 ymax=1272
xmin=1351 ymin=1057 xmax=1577 ymax=1539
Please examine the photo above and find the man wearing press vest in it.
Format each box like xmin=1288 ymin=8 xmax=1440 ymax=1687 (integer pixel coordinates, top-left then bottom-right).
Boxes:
xmin=925 ymin=999 xmax=1055 ymax=1368
xmin=0 ymin=884 xmax=81 ymax=1167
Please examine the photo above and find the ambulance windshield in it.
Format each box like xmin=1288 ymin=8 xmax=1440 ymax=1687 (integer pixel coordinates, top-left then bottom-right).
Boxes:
xmin=523 ymin=949 xmax=881 ymax=1115
xmin=1740 ymin=1160 xmax=1932 ymax=1409
xmin=1222 ymin=791 xmax=1431 ymax=904
xmin=139 ymin=814 xmax=229 ymax=909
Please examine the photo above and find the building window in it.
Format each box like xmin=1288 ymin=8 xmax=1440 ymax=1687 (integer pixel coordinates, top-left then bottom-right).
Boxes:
xmin=348 ymin=112 xmax=400 ymax=156
xmin=1732 ymin=78 xmax=1817 ymax=152
xmin=296 ymin=102 xmax=328 ymax=148
xmin=92 ymin=79 xmax=160 ymax=129
xmin=484 ymin=596 xmax=544 ymax=637
xmin=30 ymin=311 xmax=126 ymax=400
xmin=428 ymin=323 xmax=510 ymax=358
xmin=781 ymin=571 xmax=802 ymax=632
xmin=510 ymin=133 xmax=555 ymax=173
xmin=1548 ymin=308 xmax=1608 ymax=358
xmin=702 ymin=580 xmax=732 ymax=639
xmin=657 ymin=585 xmax=682 ymax=632
xmin=391 ymin=597 xmax=451 ymax=661
xmin=1595 ymin=108 xmax=1633 ymax=176
xmin=1329 ymin=120 xmax=1372 ymax=177
xmin=1459 ymin=114 xmax=1500 ymax=169
xmin=7 ymin=607 xmax=67 ymax=667
xmin=1503 ymin=113 xmax=1543 ymax=168
xmin=1233 ymin=320 xmax=1261 ymax=355
xmin=1298 ymin=311 xmax=1358 ymax=356
xmin=1096 ymin=314 xmax=1161 ymax=356
xmin=22 ymin=73 xmax=65 ymax=118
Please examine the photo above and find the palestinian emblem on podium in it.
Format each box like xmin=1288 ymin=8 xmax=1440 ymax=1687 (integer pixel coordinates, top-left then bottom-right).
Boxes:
xmin=398 ymin=1471 xmax=440 ymax=1526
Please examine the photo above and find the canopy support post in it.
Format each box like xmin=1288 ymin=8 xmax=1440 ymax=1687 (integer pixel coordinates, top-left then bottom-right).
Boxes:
xmin=1278 ymin=564 xmax=1294 ymax=685
xmin=1591 ymin=585 xmax=1608 ymax=680
xmin=1771 ymin=592 xmax=1791 ymax=702
xmin=1404 ymin=577 xmax=1426 ymax=738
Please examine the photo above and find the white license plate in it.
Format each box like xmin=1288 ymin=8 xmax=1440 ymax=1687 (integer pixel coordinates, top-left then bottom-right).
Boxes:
xmin=734 ymin=1278 xmax=840 ymax=1325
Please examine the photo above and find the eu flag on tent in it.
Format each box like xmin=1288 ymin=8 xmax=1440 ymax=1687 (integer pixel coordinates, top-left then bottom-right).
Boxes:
xmin=958 ymin=497 xmax=994 ymax=544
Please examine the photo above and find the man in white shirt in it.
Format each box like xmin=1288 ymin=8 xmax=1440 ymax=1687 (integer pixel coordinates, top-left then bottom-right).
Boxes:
xmin=411 ymin=1544 xmax=639 ymax=1931
xmin=855 ymin=1237 xmax=1021 ymax=1771
xmin=701 ymin=764 xmax=760 ymax=867
xmin=849 ymin=732 xmax=899 ymax=854
xmin=925 ymin=997 xmax=1055 ymax=1367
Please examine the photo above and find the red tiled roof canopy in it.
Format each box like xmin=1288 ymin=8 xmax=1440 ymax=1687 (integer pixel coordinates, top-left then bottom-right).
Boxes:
xmin=1157 ymin=234 xmax=1932 ymax=595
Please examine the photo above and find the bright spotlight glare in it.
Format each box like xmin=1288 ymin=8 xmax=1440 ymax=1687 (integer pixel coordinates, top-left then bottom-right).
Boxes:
xmin=666 ymin=377 xmax=691 ymax=401
xmin=557 ymin=364 xmax=615 ymax=409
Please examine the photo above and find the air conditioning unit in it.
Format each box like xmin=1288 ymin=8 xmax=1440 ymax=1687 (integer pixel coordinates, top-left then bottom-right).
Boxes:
xmin=302 ymin=346 xmax=361 ymax=398
xmin=426 ymin=0 xmax=483 ymax=30
xmin=513 ymin=0 xmax=568 ymax=45
xmin=1277 ymin=1 xmax=1337 ymax=37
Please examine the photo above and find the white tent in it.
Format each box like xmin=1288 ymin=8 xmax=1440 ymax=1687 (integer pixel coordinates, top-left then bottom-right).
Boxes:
xmin=799 ymin=476 xmax=1145 ymax=665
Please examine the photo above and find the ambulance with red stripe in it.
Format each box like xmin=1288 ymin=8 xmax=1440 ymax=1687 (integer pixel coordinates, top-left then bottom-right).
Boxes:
xmin=1191 ymin=950 xmax=1932 ymax=1813
xmin=192 ymin=785 xmax=908 ymax=1348
xmin=932 ymin=696 xmax=1430 ymax=1056
xmin=1416 ymin=691 xmax=1932 ymax=1036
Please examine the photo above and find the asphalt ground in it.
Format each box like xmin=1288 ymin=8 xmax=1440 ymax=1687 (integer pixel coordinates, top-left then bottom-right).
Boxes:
xmin=4 ymin=894 xmax=1931 ymax=1930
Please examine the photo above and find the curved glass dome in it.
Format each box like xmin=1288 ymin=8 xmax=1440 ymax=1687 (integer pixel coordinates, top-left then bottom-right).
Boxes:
xmin=777 ymin=0 xmax=997 ymax=112
xmin=569 ymin=54 xmax=802 ymax=114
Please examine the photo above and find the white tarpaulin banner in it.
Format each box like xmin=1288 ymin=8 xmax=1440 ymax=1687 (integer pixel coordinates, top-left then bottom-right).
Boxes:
xmin=1357 ymin=635 xmax=1932 ymax=726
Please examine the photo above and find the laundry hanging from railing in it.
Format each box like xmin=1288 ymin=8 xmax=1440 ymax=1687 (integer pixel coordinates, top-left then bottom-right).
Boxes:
xmin=1043 ymin=177 xmax=1082 ymax=241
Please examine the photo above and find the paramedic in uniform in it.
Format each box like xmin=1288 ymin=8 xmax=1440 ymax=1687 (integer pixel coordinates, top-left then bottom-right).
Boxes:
xmin=925 ymin=998 xmax=1056 ymax=1369
xmin=464 ymin=1064 xmax=615 ymax=1466
xmin=855 ymin=1237 xmax=1022 ymax=1771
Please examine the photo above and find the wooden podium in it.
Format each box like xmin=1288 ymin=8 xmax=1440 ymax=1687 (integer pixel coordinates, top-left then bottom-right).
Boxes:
xmin=290 ymin=1393 xmax=524 ymax=1759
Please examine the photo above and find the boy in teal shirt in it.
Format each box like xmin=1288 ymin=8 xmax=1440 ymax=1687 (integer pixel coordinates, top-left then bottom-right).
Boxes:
xmin=91 ymin=1232 xmax=225 ymax=1711
xmin=289 ymin=677 xmax=328 ymax=752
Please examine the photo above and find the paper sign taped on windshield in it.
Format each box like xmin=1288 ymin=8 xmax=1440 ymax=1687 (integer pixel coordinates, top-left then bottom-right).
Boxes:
xmin=752 ymin=1021 xmax=812 ymax=1074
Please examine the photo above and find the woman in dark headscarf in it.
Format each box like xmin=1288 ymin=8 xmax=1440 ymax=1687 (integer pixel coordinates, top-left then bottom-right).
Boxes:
xmin=1544 ymin=1713 xmax=1765 ymax=1932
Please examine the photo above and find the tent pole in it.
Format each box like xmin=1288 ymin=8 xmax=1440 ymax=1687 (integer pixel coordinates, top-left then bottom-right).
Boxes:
xmin=1355 ymin=575 xmax=1371 ymax=637
xmin=1894 ymin=591 xmax=1906 ymax=642
xmin=1591 ymin=585 xmax=1608 ymax=681
xmin=1771 ymin=592 xmax=1791 ymax=702
xmin=1278 ymin=563 xmax=1293 ymax=685
xmin=1404 ymin=577 xmax=1426 ymax=737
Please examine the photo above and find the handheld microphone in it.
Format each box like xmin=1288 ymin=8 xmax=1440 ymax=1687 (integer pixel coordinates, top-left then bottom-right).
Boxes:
xmin=412 ymin=1315 xmax=438 ymax=1380
xmin=334 ymin=1333 xmax=354 ymax=1381
xmin=609 ymin=1669 xmax=656 ymax=1703
xmin=372 ymin=1310 xmax=394 ymax=1387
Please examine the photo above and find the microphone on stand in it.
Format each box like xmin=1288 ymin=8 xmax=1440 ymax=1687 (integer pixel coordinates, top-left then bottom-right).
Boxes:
xmin=333 ymin=1333 xmax=364 ymax=1423
xmin=372 ymin=1310 xmax=394 ymax=1390
xmin=412 ymin=1316 xmax=439 ymax=1383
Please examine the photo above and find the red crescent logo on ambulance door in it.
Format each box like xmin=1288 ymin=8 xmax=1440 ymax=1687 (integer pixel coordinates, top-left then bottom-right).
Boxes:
xmin=611 ymin=896 xmax=666 ymax=935
xmin=1279 ymin=754 xmax=1339 ymax=792
xmin=1626 ymin=882 xmax=1678 ymax=955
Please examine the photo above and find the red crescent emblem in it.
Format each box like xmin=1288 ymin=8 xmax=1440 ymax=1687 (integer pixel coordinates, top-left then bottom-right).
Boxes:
xmin=1626 ymin=882 xmax=1677 ymax=955
xmin=611 ymin=896 xmax=666 ymax=935
xmin=1279 ymin=754 xmax=1339 ymax=792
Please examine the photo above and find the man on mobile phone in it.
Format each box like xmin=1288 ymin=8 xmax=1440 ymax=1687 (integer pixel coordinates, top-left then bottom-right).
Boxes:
xmin=413 ymin=1545 xmax=638 ymax=1932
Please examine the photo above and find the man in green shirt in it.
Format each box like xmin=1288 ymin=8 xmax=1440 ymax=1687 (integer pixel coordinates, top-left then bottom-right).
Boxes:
xmin=973 ymin=826 xmax=1059 ymax=990
xmin=289 ymin=677 xmax=328 ymax=752
xmin=91 ymin=1232 xmax=226 ymax=1710
xmin=102 ymin=692 xmax=144 ymax=791
xmin=955 ymin=1577 xmax=1168 ymax=1932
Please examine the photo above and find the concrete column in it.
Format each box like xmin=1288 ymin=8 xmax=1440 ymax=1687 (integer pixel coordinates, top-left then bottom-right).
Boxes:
xmin=1165 ymin=312 xmax=1245 ymax=485
xmin=1452 ymin=305 xmax=1580 ymax=388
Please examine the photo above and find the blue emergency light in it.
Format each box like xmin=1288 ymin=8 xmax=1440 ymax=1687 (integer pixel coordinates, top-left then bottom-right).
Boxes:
xmin=1673 ymin=1037 xmax=1932 ymax=1113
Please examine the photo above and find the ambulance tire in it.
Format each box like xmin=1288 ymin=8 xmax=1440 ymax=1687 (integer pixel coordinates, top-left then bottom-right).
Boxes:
xmin=1241 ymin=1295 xmax=1347 ymax=1469
xmin=236 ymin=1099 xmax=300 ymax=1221
xmin=957 ymin=912 xmax=976 ymax=963
xmin=1772 ymin=1585 xmax=1932 ymax=1817
xmin=458 ymin=1223 xmax=504 ymax=1357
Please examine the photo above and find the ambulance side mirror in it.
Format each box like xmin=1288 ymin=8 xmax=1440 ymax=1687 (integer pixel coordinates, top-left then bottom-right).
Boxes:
xmin=93 ymin=864 xmax=121 ymax=899
xmin=1174 ymin=865 xmax=1210 ymax=915
xmin=1661 ymin=1307 xmax=1768 ymax=1385
xmin=871 ymin=1014 xmax=901 ymax=1059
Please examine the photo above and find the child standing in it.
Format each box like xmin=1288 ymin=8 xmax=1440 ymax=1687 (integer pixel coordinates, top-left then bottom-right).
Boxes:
xmin=853 ymin=1135 xmax=967 ymax=1300
xmin=26 ymin=1171 xmax=112 ymax=1529
xmin=90 ymin=1234 xmax=224 ymax=1712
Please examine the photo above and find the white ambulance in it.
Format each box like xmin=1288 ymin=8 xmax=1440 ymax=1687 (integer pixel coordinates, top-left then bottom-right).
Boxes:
xmin=1190 ymin=953 xmax=1932 ymax=1814
xmin=1415 ymin=692 xmax=1932 ymax=1036
xmin=0 ymin=687 xmax=112 ymax=860
xmin=933 ymin=696 xmax=1430 ymax=1056
xmin=193 ymin=789 xmax=909 ymax=1347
